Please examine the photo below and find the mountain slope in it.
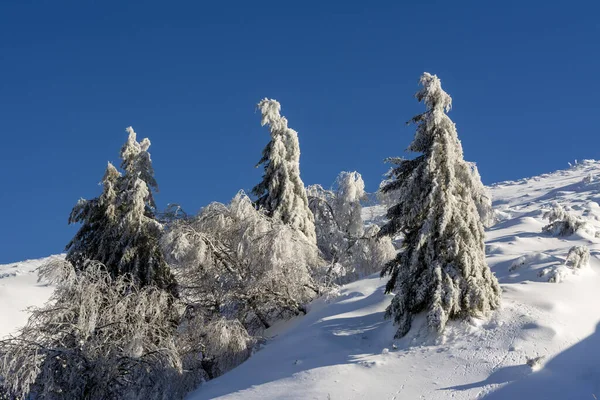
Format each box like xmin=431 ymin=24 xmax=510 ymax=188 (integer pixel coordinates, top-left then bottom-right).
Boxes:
xmin=188 ymin=160 xmax=600 ymax=400
xmin=0 ymin=255 xmax=62 ymax=338
xmin=3 ymin=161 xmax=600 ymax=399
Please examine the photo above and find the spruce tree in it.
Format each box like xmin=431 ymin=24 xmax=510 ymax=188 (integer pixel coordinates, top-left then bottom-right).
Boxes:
xmin=66 ymin=127 xmax=176 ymax=294
xmin=379 ymin=73 xmax=500 ymax=338
xmin=252 ymin=99 xmax=316 ymax=243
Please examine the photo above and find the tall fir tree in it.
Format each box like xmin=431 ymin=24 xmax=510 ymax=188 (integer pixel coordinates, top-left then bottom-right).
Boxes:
xmin=252 ymin=99 xmax=316 ymax=243
xmin=379 ymin=73 xmax=500 ymax=338
xmin=66 ymin=127 xmax=177 ymax=294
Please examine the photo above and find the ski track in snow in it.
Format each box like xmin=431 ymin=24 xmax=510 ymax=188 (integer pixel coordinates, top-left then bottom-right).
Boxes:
xmin=4 ymin=161 xmax=600 ymax=399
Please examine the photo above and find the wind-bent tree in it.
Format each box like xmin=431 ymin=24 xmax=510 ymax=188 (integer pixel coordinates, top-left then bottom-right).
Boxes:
xmin=66 ymin=127 xmax=176 ymax=294
xmin=379 ymin=73 xmax=501 ymax=338
xmin=252 ymin=99 xmax=316 ymax=243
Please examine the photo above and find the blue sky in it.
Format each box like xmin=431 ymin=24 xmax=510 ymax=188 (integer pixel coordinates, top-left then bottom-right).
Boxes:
xmin=0 ymin=0 xmax=598 ymax=263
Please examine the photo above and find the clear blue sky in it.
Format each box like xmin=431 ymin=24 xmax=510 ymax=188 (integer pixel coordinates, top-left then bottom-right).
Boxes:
xmin=1 ymin=0 xmax=598 ymax=263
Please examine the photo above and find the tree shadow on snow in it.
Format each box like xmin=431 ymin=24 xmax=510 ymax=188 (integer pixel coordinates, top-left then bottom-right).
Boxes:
xmin=440 ymin=365 xmax=531 ymax=391
xmin=188 ymin=280 xmax=394 ymax=399
xmin=482 ymin=322 xmax=600 ymax=399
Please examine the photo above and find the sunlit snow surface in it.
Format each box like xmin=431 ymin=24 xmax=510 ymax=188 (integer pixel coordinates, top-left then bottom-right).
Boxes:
xmin=4 ymin=161 xmax=600 ymax=399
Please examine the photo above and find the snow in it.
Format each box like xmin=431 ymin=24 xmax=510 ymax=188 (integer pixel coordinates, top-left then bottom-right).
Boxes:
xmin=4 ymin=160 xmax=600 ymax=399
xmin=188 ymin=160 xmax=600 ymax=399
xmin=0 ymin=254 xmax=62 ymax=338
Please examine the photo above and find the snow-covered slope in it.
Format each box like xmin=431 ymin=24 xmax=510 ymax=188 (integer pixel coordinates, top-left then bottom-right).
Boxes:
xmin=0 ymin=255 xmax=62 ymax=338
xmin=4 ymin=161 xmax=600 ymax=399
xmin=188 ymin=160 xmax=600 ymax=400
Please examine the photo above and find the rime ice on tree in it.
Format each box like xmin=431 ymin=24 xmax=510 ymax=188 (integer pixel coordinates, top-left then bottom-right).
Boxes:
xmin=252 ymin=99 xmax=317 ymax=243
xmin=379 ymin=73 xmax=501 ymax=338
xmin=66 ymin=127 xmax=176 ymax=293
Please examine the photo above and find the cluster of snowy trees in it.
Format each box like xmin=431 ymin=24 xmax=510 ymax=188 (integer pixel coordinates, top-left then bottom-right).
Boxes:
xmin=0 ymin=73 xmax=502 ymax=398
xmin=307 ymin=172 xmax=396 ymax=284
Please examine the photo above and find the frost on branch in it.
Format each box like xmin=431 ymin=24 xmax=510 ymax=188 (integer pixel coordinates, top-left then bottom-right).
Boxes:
xmin=252 ymin=99 xmax=317 ymax=244
xmin=65 ymin=127 xmax=176 ymax=294
xmin=162 ymin=192 xmax=325 ymax=339
xmin=0 ymin=262 xmax=188 ymax=400
xmin=542 ymin=202 xmax=589 ymax=236
xmin=379 ymin=73 xmax=501 ymax=338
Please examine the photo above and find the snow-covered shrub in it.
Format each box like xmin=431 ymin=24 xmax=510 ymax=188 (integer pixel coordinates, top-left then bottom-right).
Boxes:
xmin=526 ymin=355 xmax=545 ymax=371
xmin=252 ymin=99 xmax=316 ymax=243
xmin=542 ymin=202 xmax=588 ymax=236
xmin=379 ymin=73 xmax=500 ymax=338
xmin=176 ymin=312 xmax=254 ymax=381
xmin=0 ymin=262 xmax=189 ymax=400
xmin=308 ymin=173 xmax=396 ymax=284
xmin=307 ymin=184 xmax=345 ymax=261
xmin=37 ymin=257 xmax=76 ymax=285
xmin=565 ymin=245 xmax=590 ymax=269
xmin=539 ymin=265 xmax=571 ymax=283
xmin=66 ymin=127 xmax=176 ymax=294
xmin=336 ymin=225 xmax=396 ymax=283
xmin=162 ymin=191 xmax=325 ymax=335
xmin=333 ymin=171 xmax=366 ymax=238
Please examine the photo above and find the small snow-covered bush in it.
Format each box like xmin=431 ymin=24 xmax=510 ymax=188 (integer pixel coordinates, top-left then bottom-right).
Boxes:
xmin=541 ymin=265 xmax=570 ymax=283
xmin=542 ymin=202 xmax=588 ymax=236
xmin=582 ymin=173 xmax=595 ymax=184
xmin=565 ymin=245 xmax=590 ymax=269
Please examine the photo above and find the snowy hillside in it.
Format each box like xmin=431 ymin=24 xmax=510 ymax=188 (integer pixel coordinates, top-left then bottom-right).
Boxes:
xmin=4 ymin=161 xmax=600 ymax=399
xmin=0 ymin=255 xmax=62 ymax=338
xmin=187 ymin=160 xmax=600 ymax=400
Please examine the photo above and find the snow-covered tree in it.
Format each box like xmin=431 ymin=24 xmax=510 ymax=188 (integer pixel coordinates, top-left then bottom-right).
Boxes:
xmin=252 ymin=99 xmax=316 ymax=243
xmin=66 ymin=127 xmax=176 ymax=294
xmin=307 ymin=184 xmax=344 ymax=261
xmin=162 ymin=191 xmax=325 ymax=335
xmin=0 ymin=261 xmax=188 ymax=400
xmin=333 ymin=171 xmax=367 ymax=237
xmin=308 ymin=173 xmax=396 ymax=284
xmin=379 ymin=73 xmax=501 ymax=338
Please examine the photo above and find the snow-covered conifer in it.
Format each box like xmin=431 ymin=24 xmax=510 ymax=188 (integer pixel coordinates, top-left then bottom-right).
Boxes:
xmin=379 ymin=73 xmax=501 ymax=338
xmin=66 ymin=127 xmax=176 ymax=293
xmin=252 ymin=99 xmax=316 ymax=243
